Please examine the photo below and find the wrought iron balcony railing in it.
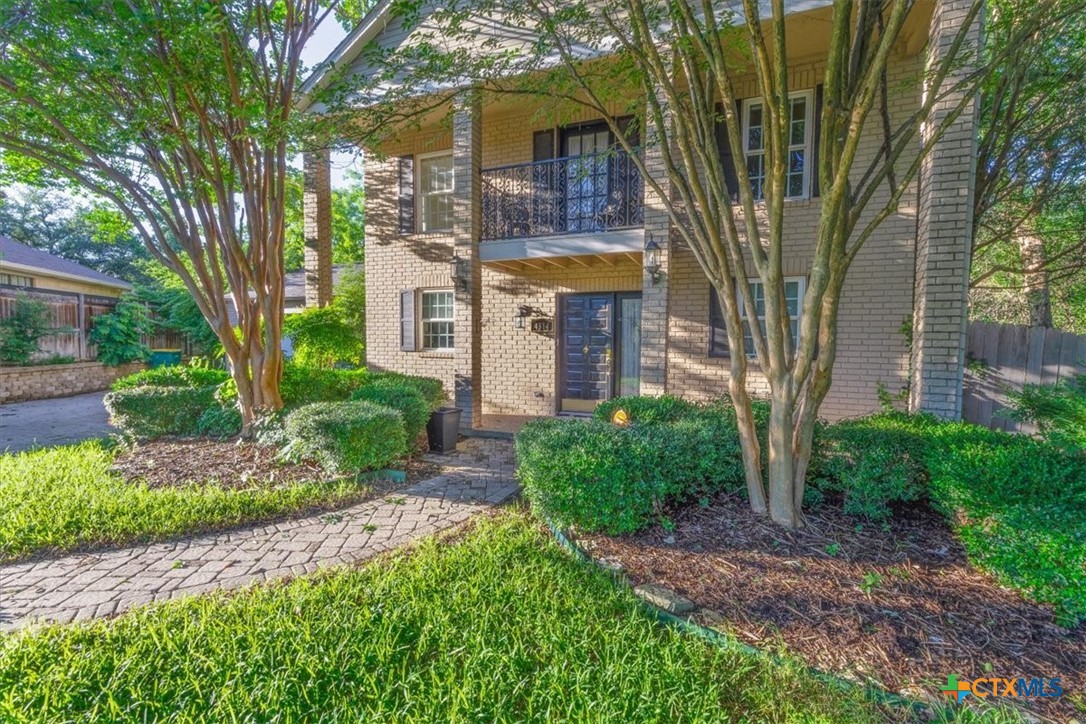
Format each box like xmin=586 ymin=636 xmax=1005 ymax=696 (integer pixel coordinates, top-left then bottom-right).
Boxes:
xmin=481 ymin=149 xmax=644 ymax=241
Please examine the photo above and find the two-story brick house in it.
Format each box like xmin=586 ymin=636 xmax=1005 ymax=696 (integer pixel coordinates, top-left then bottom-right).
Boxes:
xmin=301 ymin=0 xmax=979 ymax=433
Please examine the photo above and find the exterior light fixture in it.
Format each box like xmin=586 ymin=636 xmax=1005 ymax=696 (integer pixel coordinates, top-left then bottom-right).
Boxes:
xmin=514 ymin=304 xmax=532 ymax=330
xmin=450 ymin=252 xmax=469 ymax=292
xmin=644 ymin=235 xmax=663 ymax=285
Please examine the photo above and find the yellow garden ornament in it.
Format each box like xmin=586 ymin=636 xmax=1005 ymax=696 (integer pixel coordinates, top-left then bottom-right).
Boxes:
xmin=611 ymin=409 xmax=629 ymax=427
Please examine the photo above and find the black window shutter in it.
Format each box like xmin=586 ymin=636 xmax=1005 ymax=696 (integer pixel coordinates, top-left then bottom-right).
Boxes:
xmin=398 ymin=156 xmax=414 ymax=235
xmin=400 ymin=289 xmax=416 ymax=352
xmin=812 ymin=84 xmax=824 ymax=198
xmin=616 ymin=115 xmax=640 ymax=147
xmin=715 ymin=102 xmax=741 ymax=202
xmin=533 ymin=130 xmax=556 ymax=162
xmin=708 ymin=288 xmax=730 ymax=358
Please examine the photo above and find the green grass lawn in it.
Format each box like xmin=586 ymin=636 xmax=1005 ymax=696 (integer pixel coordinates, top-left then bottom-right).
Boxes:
xmin=0 ymin=511 xmax=882 ymax=722
xmin=0 ymin=441 xmax=372 ymax=562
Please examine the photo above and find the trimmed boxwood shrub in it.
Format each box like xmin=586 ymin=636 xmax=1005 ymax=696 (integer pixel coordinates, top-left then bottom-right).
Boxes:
xmin=283 ymin=401 xmax=407 ymax=474
xmin=368 ymin=371 xmax=446 ymax=411
xmin=104 ymin=385 xmax=218 ymax=439
xmin=196 ymin=405 xmax=243 ymax=439
xmin=111 ymin=365 xmax=229 ymax=391
xmin=280 ymin=364 xmax=369 ymax=406
xmin=517 ymin=404 xmax=748 ymax=535
xmin=351 ymin=380 xmax=430 ymax=442
xmin=594 ymin=395 xmax=699 ymax=424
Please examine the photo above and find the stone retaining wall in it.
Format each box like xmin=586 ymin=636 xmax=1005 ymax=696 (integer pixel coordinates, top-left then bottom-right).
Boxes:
xmin=0 ymin=361 xmax=145 ymax=404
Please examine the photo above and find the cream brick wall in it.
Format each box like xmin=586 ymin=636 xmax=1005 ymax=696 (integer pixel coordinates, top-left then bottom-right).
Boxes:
xmin=0 ymin=361 xmax=144 ymax=404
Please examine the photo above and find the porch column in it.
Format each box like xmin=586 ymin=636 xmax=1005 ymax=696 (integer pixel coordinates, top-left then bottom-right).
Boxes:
xmin=303 ymin=148 xmax=333 ymax=308
xmin=639 ymin=96 xmax=671 ymax=397
xmin=453 ymin=90 xmax=483 ymax=430
xmin=909 ymin=0 xmax=982 ymax=419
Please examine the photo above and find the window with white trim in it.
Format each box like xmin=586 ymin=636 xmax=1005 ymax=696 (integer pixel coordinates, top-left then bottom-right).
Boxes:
xmin=417 ymin=152 xmax=454 ymax=232
xmin=742 ymin=91 xmax=813 ymax=201
xmin=738 ymin=277 xmax=806 ymax=357
xmin=420 ymin=289 xmax=455 ymax=350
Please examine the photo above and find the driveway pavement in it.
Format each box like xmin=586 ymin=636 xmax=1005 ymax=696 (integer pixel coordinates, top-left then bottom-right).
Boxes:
xmin=0 ymin=391 xmax=114 ymax=453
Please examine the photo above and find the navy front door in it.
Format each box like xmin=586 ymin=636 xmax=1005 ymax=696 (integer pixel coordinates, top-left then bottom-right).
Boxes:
xmin=559 ymin=293 xmax=640 ymax=413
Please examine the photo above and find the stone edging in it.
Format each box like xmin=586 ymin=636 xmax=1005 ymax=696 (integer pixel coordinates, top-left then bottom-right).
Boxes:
xmin=545 ymin=522 xmax=928 ymax=717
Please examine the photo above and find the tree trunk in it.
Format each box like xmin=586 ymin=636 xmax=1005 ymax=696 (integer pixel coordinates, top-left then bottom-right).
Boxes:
xmin=766 ymin=388 xmax=802 ymax=528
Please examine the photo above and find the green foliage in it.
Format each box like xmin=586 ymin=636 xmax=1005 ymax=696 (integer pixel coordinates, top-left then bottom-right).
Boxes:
xmin=332 ymin=263 xmax=366 ymax=340
xmin=136 ymin=264 xmax=221 ymax=356
xmin=283 ymin=169 xmax=365 ymax=272
xmin=279 ymin=364 xmax=369 ymax=407
xmin=0 ymin=512 xmax=874 ymax=722
xmin=0 ymin=441 xmax=369 ymax=562
xmin=811 ymin=413 xmax=932 ymax=520
xmin=517 ymin=403 xmax=747 ymax=535
xmin=196 ymin=405 xmax=242 ymax=439
xmin=283 ymin=306 xmax=363 ymax=369
xmin=351 ymin=380 xmax=430 ymax=442
xmin=594 ymin=394 xmax=699 ymax=424
xmin=104 ymin=386 xmax=218 ymax=439
xmin=111 ymin=364 xmax=229 ymax=391
xmin=89 ymin=297 xmax=152 ymax=366
xmin=283 ymin=401 xmax=406 ymax=474
xmin=1006 ymin=373 xmax=1086 ymax=452
xmin=0 ymin=295 xmax=54 ymax=364
xmin=367 ymin=371 xmax=447 ymax=410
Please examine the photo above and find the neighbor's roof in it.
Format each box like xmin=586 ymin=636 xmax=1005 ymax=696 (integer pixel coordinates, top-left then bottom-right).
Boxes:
xmin=283 ymin=264 xmax=353 ymax=302
xmin=0 ymin=235 xmax=131 ymax=290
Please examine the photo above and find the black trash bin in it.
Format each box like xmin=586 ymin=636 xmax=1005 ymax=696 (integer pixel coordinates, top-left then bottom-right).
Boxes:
xmin=427 ymin=407 xmax=462 ymax=454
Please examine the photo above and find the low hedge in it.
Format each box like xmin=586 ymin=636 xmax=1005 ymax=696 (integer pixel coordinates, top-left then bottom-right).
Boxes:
xmin=517 ymin=404 xmax=747 ymax=535
xmin=111 ymin=365 xmax=229 ymax=392
xmin=367 ymin=371 xmax=446 ymax=411
xmin=351 ymin=380 xmax=431 ymax=442
xmin=104 ymin=385 xmax=218 ymax=439
xmin=594 ymin=395 xmax=699 ymax=424
xmin=283 ymin=401 xmax=407 ymax=474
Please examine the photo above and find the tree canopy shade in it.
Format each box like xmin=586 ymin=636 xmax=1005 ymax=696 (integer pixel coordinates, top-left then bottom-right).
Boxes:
xmin=313 ymin=0 xmax=1082 ymax=527
xmin=0 ymin=0 xmax=333 ymax=433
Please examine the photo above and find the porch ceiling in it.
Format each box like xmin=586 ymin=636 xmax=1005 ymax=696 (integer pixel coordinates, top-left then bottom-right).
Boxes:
xmin=479 ymin=227 xmax=644 ymax=263
xmin=482 ymin=250 xmax=641 ymax=274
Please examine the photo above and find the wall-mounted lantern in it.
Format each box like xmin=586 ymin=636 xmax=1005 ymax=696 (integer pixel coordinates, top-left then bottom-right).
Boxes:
xmin=450 ymin=252 xmax=469 ymax=292
xmin=644 ymin=235 xmax=663 ymax=286
xmin=514 ymin=304 xmax=532 ymax=330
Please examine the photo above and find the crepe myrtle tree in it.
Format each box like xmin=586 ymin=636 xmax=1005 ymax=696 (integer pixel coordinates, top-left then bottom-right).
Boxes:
xmin=0 ymin=1 xmax=335 ymax=434
xmin=328 ymin=0 xmax=1077 ymax=527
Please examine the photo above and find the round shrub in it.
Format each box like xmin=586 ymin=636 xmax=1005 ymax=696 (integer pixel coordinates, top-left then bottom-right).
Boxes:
xmin=368 ymin=371 xmax=446 ymax=411
xmin=594 ymin=395 xmax=698 ymax=424
xmin=283 ymin=306 xmax=364 ymax=369
xmin=351 ymin=380 xmax=430 ymax=442
xmin=104 ymin=385 xmax=218 ymax=439
xmin=283 ymin=401 xmax=407 ymax=474
xmin=196 ymin=405 xmax=243 ymax=439
xmin=111 ymin=365 xmax=229 ymax=391
xmin=280 ymin=364 xmax=369 ymax=407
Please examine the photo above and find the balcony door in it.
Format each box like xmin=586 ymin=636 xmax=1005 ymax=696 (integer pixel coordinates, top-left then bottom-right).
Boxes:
xmin=559 ymin=292 xmax=641 ymax=414
xmin=562 ymin=123 xmax=612 ymax=233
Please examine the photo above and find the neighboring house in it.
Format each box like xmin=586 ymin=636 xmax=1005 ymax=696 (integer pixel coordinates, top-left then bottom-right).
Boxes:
xmin=0 ymin=235 xmax=131 ymax=360
xmin=301 ymin=1 xmax=978 ymax=431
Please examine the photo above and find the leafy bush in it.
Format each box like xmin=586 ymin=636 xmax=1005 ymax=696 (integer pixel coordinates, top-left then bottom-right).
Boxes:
xmin=810 ymin=413 xmax=933 ymax=520
xmin=283 ymin=307 xmax=363 ymax=369
xmin=0 ymin=296 xmax=54 ymax=364
xmin=351 ymin=380 xmax=430 ymax=442
xmin=283 ymin=401 xmax=406 ymax=474
xmin=367 ymin=371 xmax=446 ymax=410
xmin=89 ymin=297 xmax=153 ymax=366
xmin=280 ymin=364 xmax=369 ymax=406
xmin=333 ymin=263 xmax=366 ymax=340
xmin=517 ymin=405 xmax=747 ymax=535
xmin=112 ymin=364 xmax=230 ymax=391
xmin=1007 ymin=373 xmax=1086 ymax=452
xmin=104 ymin=385 xmax=218 ymax=439
xmin=594 ymin=395 xmax=699 ymax=424
xmin=39 ymin=354 xmax=76 ymax=365
xmin=197 ymin=405 xmax=243 ymax=439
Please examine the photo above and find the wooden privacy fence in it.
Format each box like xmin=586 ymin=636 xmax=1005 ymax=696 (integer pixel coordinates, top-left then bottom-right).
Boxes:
xmin=963 ymin=321 xmax=1086 ymax=432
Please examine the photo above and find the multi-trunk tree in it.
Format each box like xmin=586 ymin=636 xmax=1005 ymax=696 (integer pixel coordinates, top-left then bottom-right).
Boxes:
xmin=0 ymin=0 xmax=332 ymax=433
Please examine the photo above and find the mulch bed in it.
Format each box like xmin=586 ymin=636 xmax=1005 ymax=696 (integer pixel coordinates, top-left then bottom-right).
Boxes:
xmin=112 ymin=439 xmax=441 ymax=491
xmin=578 ymin=494 xmax=1085 ymax=722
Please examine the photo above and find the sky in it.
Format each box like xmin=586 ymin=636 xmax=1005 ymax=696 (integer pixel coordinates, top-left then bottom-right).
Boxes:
xmin=300 ymin=15 xmax=363 ymax=189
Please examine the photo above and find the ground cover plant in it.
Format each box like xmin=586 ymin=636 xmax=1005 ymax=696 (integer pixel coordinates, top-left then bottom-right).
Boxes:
xmin=0 ymin=511 xmax=880 ymax=722
xmin=0 ymin=441 xmax=379 ymax=562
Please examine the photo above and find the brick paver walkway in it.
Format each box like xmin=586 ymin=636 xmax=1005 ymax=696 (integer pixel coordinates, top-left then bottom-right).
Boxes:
xmin=0 ymin=438 xmax=517 ymax=631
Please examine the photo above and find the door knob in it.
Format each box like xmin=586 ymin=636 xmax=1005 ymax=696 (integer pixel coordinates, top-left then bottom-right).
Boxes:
xmin=582 ymin=345 xmax=589 ymax=354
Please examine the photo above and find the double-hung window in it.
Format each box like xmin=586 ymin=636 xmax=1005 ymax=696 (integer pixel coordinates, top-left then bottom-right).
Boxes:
xmin=742 ymin=91 xmax=813 ymax=201
xmin=420 ymin=289 xmax=455 ymax=350
xmin=738 ymin=277 xmax=807 ymax=357
xmin=417 ymin=152 xmax=454 ymax=232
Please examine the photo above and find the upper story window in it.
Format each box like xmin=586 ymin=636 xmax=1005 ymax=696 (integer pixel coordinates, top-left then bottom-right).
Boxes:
xmin=417 ymin=152 xmax=454 ymax=232
xmin=0 ymin=273 xmax=33 ymax=288
xmin=742 ymin=91 xmax=813 ymax=201
xmin=420 ymin=289 xmax=455 ymax=350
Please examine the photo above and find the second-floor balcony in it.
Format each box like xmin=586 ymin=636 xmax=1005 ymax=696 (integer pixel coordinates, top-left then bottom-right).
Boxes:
xmin=481 ymin=150 xmax=644 ymax=242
